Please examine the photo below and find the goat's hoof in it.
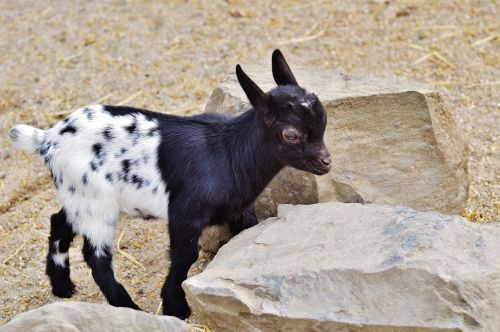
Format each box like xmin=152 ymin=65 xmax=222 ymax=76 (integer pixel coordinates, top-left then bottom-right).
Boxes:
xmin=110 ymin=302 xmax=142 ymax=311
xmin=127 ymin=302 xmax=142 ymax=311
xmin=109 ymin=298 xmax=142 ymax=311
xmin=52 ymin=280 xmax=76 ymax=298
xmin=121 ymin=303 xmax=142 ymax=311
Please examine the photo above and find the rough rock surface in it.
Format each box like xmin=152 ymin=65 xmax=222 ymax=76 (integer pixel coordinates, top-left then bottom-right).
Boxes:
xmin=0 ymin=301 xmax=193 ymax=332
xmin=184 ymin=202 xmax=500 ymax=332
xmin=205 ymin=67 xmax=469 ymax=214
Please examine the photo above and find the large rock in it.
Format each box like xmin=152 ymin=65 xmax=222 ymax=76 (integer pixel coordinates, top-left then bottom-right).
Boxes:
xmin=205 ymin=66 xmax=469 ymax=214
xmin=0 ymin=301 xmax=193 ymax=332
xmin=184 ymin=202 xmax=500 ymax=331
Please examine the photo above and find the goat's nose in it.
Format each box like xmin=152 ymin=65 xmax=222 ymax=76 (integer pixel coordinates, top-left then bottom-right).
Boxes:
xmin=321 ymin=155 xmax=332 ymax=166
xmin=320 ymin=150 xmax=332 ymax=166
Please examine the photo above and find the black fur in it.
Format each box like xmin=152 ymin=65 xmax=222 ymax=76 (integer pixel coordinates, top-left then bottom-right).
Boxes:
xmin=92 ymin=143 xmax=103 ymax=157
xmin=83 ymin=107 xmax=95 ymax=120
xmin=105 ymin=172 xmax=113 ymax=182
xmin=59 ymin=125 xmax=77 ymax=135
xmin=102 ymin=127 xmax=114 ymax=140
xmin=82 ymin=237 xmax=139 ymax=310
xmin=46 ymin=209 xmax=76 ymax=298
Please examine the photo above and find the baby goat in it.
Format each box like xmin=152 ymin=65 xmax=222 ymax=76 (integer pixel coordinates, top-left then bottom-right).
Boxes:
xmin=9 ymin=50 xmax=331 ymax=319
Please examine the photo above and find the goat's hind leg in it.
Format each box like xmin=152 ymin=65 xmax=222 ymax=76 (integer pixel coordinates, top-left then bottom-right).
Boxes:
xmin=82 ymin=223 xmax=140 ymax=310
xmin=46 ymin=208 xmax=76 ymax=298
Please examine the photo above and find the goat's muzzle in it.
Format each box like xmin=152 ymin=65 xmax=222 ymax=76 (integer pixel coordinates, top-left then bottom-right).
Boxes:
xmin=309 ymin=149 xmax=331 ymax=175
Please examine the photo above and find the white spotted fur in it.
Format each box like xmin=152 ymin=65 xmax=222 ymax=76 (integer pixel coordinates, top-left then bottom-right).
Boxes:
xmin=51 ymin=240 xmax=69 ymax=267
xmin=9 ymin=124 xmax=44 ymax=153
xmin=10 ymin=105 xmax=169 ymax=255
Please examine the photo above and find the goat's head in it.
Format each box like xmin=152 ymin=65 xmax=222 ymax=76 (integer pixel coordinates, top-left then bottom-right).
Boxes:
xmin=236 ymin=49 xmax=331 ymax=175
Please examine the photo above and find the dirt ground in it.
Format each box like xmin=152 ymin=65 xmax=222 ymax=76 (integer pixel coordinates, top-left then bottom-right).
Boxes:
xmin=0 ymin=0 xmax=498 ymax=326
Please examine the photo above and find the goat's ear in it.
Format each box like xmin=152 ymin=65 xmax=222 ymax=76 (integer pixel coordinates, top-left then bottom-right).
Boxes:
xmin=272 ymin=49 xmax=298 ymax=86
xmin=236 ymin=64 xmax=266 ymax=108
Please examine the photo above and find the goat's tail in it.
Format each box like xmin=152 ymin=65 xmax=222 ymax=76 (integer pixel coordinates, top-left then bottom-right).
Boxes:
xmin=9 ymin=124 xmax=45 ymax=153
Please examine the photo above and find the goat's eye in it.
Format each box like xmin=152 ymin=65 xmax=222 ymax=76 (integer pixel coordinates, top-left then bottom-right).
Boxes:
xmin=282 ymin=129 xmax=301 ymax=143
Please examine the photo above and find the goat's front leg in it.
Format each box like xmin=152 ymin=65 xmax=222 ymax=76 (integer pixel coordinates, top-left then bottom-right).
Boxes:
xmin=82 ymin=232 xmax=140 ymax=310
xmin=161 ymin=219 xmax=203 ymax=319
xmin=228 ymin=204 xmax=258 ymax=236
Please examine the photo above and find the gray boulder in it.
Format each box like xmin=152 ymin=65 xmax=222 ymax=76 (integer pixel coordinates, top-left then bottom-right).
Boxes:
xmin=205 ymin=66 xmax=469 ymax=215
xmin=0 ymin=301 xmax=193 ymax=332
xmin=185 ymin=202 xmax=500 ymax=331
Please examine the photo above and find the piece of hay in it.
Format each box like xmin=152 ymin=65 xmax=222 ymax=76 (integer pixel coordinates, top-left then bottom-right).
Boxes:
xmin=28 ymin=6 xmax=52 ymax=20
xmin=155 ymin=300 xmax=162 ymax=315
xmin=436 ymin=31 xmax=459 ymax=41
xmin=407 ymin=43 xmax=431 ymax=52
xmin=468 ymin=81 xmax=500 ymax=87
xmin=169 ymin=103 xmax=206 ymax=115
xmin=277 ymin=23 xmax=325 ymax=46
xmin=116 ymin=91 xmax=142 ymax=106
xmin=472 ymin=34 xmax=499 ymax=47
xmin=413 ymin=53 xmax=433 ymax=65
xmin=431 ymin=51 xmax=457 ymax=69
xmin=3 ymin=232 xmax=32 ymax=265
xmin=407 ymin=43 xmax=456 ymax=69
xmin=189 ymin=323 xmax=215 ymax=332
xmin=116 ymin=231 xmax=146 ymax=270
xmin=61 ymin=51 xmax=84 ymax=63
xmin=48 ymin=92 xmax=115 ymax=118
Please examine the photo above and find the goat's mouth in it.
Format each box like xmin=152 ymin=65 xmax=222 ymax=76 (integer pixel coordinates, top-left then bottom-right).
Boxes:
xmin=308 ymin=160 xmax=331 ymax=175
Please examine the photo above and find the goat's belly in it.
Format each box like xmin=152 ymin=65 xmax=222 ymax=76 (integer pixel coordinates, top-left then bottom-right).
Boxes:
xmin=118 ymin=185 xmax=169 ymax=221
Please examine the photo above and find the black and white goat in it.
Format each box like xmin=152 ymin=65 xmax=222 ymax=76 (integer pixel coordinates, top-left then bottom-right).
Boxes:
xmin=9 ymin=50 xmax=331 ymax=319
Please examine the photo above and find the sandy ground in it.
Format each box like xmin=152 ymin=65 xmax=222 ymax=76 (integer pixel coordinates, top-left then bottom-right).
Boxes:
xmin=0 ymin=0 xmax=498 ymax=326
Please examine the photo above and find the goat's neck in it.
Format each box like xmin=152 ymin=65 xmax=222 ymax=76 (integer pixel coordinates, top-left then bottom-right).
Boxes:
xmin=227 ymin=110 xmax=283 ymax=203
